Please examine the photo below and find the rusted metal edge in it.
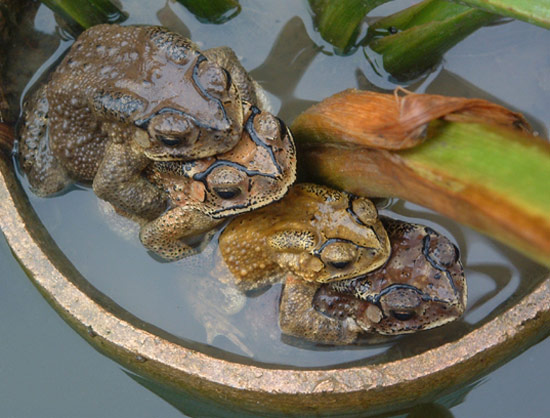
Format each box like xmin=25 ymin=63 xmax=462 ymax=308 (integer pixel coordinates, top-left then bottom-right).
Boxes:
xmin=1 ymin=140 xmax=549 ymax=417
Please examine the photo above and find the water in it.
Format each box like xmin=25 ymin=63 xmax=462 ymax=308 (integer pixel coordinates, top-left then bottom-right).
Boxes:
xmin=2 ymin=0 xmax=550 ymax=416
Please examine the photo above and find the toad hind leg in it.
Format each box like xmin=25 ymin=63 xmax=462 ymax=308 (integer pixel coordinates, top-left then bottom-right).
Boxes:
xmin=279 ymin=275 xmax=361 ymax=345
xmin=202 ymin=311 xmax=253 ymax=357
xmin=18 ymin=85 xmax=72 ymax=196
xmin=93 ymin=141 xmax=167 ymax=220
xmin=139 ymin=206 xmax=222 ymax=261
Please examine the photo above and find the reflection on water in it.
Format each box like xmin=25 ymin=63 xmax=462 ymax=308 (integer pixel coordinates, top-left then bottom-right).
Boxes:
xmin=248 ymin=17 xmax=320 ymax=120
xmin=8 ymin=0 xmax=550 ymax=415
xmin=126 ymin=370 xmax=481 ymax=417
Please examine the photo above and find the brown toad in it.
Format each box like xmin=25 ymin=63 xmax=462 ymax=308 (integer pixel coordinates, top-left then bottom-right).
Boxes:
xmin=213 ymin=185 xmax=465 ymax=345
xmin=140 ymin=104 xmax=296 ymax=261
xmin=218 ymin=183 xmax=392 ymax=287
xmin=18 ymin=24 xmax=260 ymax=220
xmin=180 ymin=183 xmax=388 ymax=352
xmin=280 ymin=217 xmax=467 ymax=344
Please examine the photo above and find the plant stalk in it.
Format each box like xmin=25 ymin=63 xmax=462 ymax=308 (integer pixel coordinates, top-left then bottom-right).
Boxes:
xmin=309 ymin=0 xmax=390 ymax=52
xmin=41 ymin=0 xmax=126 ymax=31
xmin=175 ymin=0 xmax=241 ymax=24
xmin=292 ymin=90 xmax=550 ymax=267
xmin=366 ymin=0 xmax=497 ymax=80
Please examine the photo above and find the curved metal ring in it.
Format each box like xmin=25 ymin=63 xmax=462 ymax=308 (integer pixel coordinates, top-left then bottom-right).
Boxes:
xmin=1 ymin=126 xmax=549 ymax=416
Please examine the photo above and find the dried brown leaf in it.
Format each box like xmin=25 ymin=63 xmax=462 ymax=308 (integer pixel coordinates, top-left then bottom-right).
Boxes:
xmin=292 ymin=88 xmax=531 ymax=150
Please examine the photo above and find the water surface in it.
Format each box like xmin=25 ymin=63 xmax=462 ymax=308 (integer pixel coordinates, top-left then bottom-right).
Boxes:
xmin=3 ymin=0 xmax=550 ymax=416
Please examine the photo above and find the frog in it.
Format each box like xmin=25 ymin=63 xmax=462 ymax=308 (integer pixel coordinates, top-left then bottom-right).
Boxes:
xmin=212 ymin=185 xmax=465 ymax=345
xmin=139 ymin=103 xmax=297 ymax=261
xmin=218 ymin=183 xmax=392 ymax=289
xmin=279 ymin=217 xmax=467 ymax=344
xmin=18 ymin=23 xmax=260 ymax=220
xmin=169 ymin=183 xmax=387 ymax=352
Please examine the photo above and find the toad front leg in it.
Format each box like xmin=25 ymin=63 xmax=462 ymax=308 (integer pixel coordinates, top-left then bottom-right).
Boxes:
xmin=139 ymin=206 xmax=222 ymax=260
xmin=93 ymin=141 xmax=167 ymax=220
xmin=279 ymin=275 xmax=362 ymax=345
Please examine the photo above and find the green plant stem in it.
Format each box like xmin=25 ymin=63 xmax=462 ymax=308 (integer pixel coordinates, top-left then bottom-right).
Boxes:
xmin=176 ymin=0 xmax=241 ymax=24
xmin=366 ymin=0 xmax=479 ymax=39
xmin=367 ymin=0 xmax=497 ymax=80
xmin=293 ymin=95 xmax=550 ymax=267
xmin=86 ymin=0 xmax=123 ymax=18
xmin=41 ymin=0 xmax=126 ymax=31
xmin=309 ymin=0 xmax=390 ymax=52
xmin=455 ymin=0 xmax=550 ymax=29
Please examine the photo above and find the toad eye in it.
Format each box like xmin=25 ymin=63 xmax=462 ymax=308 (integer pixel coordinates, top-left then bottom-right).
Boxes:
xmin=148 ymin=113 xmax=200 ymax=148
xmin=157 ymin=135 xmax=182 ymax=146
xmin=390 ymin=311 xmax=416 ymax=321
xmin=207 ymin=165 xmax=247 ymax=201
xmin=320 ymin=241 xmax=358 ymax=271
xmin=213 ymin=186 xmax=242 ymax=199
xmin=328 ymin=260 xmax=351 ymax=269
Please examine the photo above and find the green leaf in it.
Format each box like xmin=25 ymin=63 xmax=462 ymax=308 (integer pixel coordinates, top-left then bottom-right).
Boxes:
xmin=455 ymin=0 xmax=550 ymax=29
xmin=292 ymin=90 xmax=550 ymax=267
xmin=366 ymin=0 xmax=497 ymax=80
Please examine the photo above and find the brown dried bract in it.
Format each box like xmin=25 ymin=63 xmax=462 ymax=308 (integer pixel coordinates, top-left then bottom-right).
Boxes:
xmin=292 ymin=88 xmax=531 ymax=150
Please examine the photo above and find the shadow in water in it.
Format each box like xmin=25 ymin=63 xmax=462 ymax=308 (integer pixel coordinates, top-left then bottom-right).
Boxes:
xmin=124 ymin=370 xmax=481 ymax=417
xmin=355 ymin=68 xmax=394 ymax=93
xmin=424 ymin=69 xmax=548 ymax=137
xmin=249 ymin=16 xmax=320 ymax=122
xmin=156 ymin=2 xmax=192 ymax=39
xmin=4 ymin=4 xmax=60 ymax=123
xmin=126 ymin=371 xmax=271 ymax=418
xmin=488 ymin=237 xmax=548 ymax=299
xmin=405 ymin=403 xmax=455 ymax=418
xmin=466 ymin=263 xmax=513 ymax=312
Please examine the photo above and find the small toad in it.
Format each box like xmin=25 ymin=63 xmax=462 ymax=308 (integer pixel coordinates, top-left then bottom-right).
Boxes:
xmin=280 ymin=217 xmax=467 ymax=344
xmin=140 ymin=104 xmax=296 ymax=260
xmin=18 ymin=24 xmax=260 ymax=220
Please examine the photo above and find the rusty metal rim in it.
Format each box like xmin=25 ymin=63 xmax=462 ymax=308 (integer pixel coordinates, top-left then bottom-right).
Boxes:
xmin=1 ymin=147 xmax=549 ymax=417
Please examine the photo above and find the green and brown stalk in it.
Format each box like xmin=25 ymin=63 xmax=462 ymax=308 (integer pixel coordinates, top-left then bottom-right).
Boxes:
xmin=292 ymin=89 xmax=550 ymax=267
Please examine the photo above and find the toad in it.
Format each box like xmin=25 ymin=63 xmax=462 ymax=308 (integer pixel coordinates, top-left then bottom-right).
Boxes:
xmin=214 ymin=185 xmax=465 ymax=345
xmin=140 ymin=104 xmax=296 ymax=260
xmin=218 ymin=183 xmax=392 ymax=287
xmin=180 ymin=183 xmax=388 ymax=352
xmin=18 ymin=24 xmax=260 ymax=220
xmin=280 ymin=217 xmax=467 ymax=344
